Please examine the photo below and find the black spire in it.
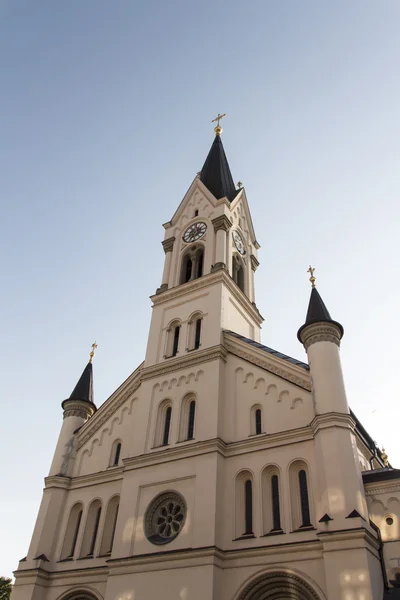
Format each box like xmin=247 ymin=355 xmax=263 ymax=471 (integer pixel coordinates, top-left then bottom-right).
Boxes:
xmin=200 ymin=134 xmax=237 ymax=202
xmin=67 ymin=361 xmax=95 ymax=405
xmin=297 ymin=287 xmax=344 ymax=342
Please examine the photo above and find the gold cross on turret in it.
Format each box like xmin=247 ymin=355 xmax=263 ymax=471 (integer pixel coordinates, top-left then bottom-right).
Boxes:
xmin=89 ymin=341 xmax=97 ymax=363
xmin=212 ymin=113 xmax=226 ymax=136
xmin=307 ymin=265 xmax=316 ymax=288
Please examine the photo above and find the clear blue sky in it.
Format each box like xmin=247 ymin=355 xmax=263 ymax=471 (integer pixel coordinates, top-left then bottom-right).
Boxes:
xmin=1 ymin=0 xmax=399 ymax=579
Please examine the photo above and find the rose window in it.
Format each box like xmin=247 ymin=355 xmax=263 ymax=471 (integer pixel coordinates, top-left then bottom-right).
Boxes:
xmin=145 ymin=492 xmax=186 ymax=545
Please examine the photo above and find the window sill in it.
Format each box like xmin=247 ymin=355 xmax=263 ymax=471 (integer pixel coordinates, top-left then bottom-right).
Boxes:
xmin=233 ymin=533 xmax=255 ymax=541
xmin=262 ymin=529 xmax=285 ymax=537
xmin=58 ymin=557 xmax=74 ymax=563
xmin=77 ymin=555 xmax=94 ymax=560
xmin=292 ymin=526 xmax=316 ymax=533
xmin=248 ymin=432 xmax=267 ymax=438
xmin=186 ymin=346 xmax=201 ymax=353
xmin=176 ymin=438 xmax=195 ymax=444
xmin=150 ymin=444 xmax=170 ymax=450
xmin=97 ymin=553 xmax=111 ymax=558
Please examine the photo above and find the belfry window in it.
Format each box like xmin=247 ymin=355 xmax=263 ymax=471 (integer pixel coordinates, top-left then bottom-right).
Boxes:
xmin=166 ymin=320 xmax=181 ymax=358
xmin=232 ymin=255 xmax=245 ymax=292
xmin=180 ymin=247 xmax=204 ymax=284
xmin=172 ymin=326 xmax=180 ymax=357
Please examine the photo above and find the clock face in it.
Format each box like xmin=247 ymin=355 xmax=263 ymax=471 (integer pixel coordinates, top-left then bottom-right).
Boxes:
xmin=232 ymin=230 xmax=246 ymax=255
xmin=183 ymin=222 xmax=207 ymax=243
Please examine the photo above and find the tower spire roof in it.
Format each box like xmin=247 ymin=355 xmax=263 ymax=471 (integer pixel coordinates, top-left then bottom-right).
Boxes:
xmin=68 ymin=361 xmax=95 ymax=404
xmin=297 ymin=269 xmax=344 ymax=341
xmin=200 ymin=118 xmax=237 ymax=201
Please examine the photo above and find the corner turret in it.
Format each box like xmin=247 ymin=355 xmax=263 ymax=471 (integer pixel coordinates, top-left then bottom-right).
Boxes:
xmin=48 ymin=345 xmax=97 ymax=477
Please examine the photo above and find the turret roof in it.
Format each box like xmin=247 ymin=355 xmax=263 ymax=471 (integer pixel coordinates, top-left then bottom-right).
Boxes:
xmin=297 ymin=286 xmax=344 ymax=341
xmin=68 ymin=361 xmax=94 ymax=404
xmin=200 ymin=134 xmax=237 ymax=201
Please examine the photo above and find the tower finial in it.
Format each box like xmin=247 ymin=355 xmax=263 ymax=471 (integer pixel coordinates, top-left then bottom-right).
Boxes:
xmin=307 ymin=265 xmax=316 ymax=288
xmin=212 ymin=113 xmax=226 ymax=136
xmin=89 ymin=341 xmax=97 ymax=363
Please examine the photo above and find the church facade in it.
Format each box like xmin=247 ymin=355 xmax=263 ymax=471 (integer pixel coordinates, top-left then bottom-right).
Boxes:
xmin=12 ymin=122 xmax=400 ymax=600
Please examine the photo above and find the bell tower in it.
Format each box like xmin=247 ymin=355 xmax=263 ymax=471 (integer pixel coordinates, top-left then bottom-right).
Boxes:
xmin=144 ymin=117 xmax=263 ymax=368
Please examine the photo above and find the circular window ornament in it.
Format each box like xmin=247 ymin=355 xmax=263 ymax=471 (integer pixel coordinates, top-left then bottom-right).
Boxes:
xmin=386 ymin=516 xmax=394 ymax=526
xmin=145 ymin=492 xmax=186 ymax=545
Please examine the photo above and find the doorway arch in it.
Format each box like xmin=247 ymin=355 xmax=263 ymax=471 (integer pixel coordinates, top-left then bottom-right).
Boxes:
xmin=236 ymin=570 xmax=323 ymax=600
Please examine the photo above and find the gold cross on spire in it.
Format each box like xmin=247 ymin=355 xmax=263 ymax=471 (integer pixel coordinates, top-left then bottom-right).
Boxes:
xmin=212 ymin=113 xmax=226 ymax=136
xmin=307 ymin=265 xmax=316 ymax=288
xmin=89 ymin=341 xmax=97 ymax=363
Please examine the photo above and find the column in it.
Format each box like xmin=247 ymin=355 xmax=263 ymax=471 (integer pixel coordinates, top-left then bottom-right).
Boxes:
xmin=211 ymin=215 xmax=232 ymax=271
xmin=158 ymin=236 xmax=175 ymax=293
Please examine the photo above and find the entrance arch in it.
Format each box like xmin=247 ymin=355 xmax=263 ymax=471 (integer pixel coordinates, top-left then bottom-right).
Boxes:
xmin=58 ymin=590 xmax=101 ymax=600
xmin=237 ymin=571 xmax=322 ymax=600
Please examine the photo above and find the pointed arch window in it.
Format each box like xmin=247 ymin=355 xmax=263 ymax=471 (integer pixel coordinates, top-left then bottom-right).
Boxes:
xmin=261 ymin=466 xmax=282 ymax=534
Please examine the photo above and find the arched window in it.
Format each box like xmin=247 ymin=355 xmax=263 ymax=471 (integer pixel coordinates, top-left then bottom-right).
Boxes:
xmin=165 ymin=320 xmax=181 ymax=358
xmin=154 ymin=400 xmax=173 ymax=447
xmin=163 ymin=406 xmax=172 ymax=445
xmin=289 ymin=460 xmax=313 ymax=530
xmin=250 ymin=405 xmax=263 ymax=435
xmin=178 ymin=394 xmax=197 ymax=442
xmin=232 ymin=255 xmax=245 ymax=292
xmin=80 ymin=499 xmax=102 ymax=557
xmin=187 ymin=400 xmax=196 ymax=440
xmin=187 ymin=312 xmax=203 ymax=351
xmin=61 ymin=503 xmax=83 ymax=559
xmin=299 ymin=470 xmax=311 ymax=527
xmin=235 ymin=470 xmax=254 ymax=538
xmin=245 ymin=480 xmax=253 ymax=534
xmin=100 ymin=495 xmax=119 ymax=556
xmin=261 ymin=466 xmax=282 ymax=534
xmin=194 ymin=209 xmax=199 ymax=217
xmin=110 ymin=440 xmax=121 ymax=467
xmin=271 ymin=474 xmax=281 ymax=531
xmin=180 ymin=246 xmax=204 ymax=284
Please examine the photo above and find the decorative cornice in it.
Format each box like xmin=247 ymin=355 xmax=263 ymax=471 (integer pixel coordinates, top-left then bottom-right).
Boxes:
xmin=162 ymin=237 xmax=175 ymax=253
xmin=70 ymin=467 xmax=124 ymax=489
xmin=141 ymin=345 xmax=227 ymax=381
xmin=62 ymin=400 xmax=95 ymax=420
xmin=44 ymin=475 xmax=71 ymax=490
xmin=317 ymin=527 xmax=380 ymax=552
xmin=150 ymin=269 xmax=263 ymax=325
xmin=299 ymin=323 xmax=342 ymax=350
xmin=77 ymin=365 xmax=143 ymax=449
xmin=364 ymin=481 xmax=400 ymax=496
xmin=211 ymin=214 xmax=232 ymax=232
xmin=250 ymin=254 xmax=260 ymax=271
xmin=224 ymin=335 xmax=311 ymax=391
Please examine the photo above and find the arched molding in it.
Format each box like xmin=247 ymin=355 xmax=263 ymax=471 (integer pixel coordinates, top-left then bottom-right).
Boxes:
xmin=79 ymin=498 xmax=102 ymax=557
xmin=57 ymin=586 xmax=103 ymax=600
xmin=99 ymin=494 xmax=120 ymax=555
xmin=250 ymin=404 xmax=263 ymax=435
xmin=288 ymin=459 xmax=314 ymax=531
xmin=164 ymin=319 xmax=182 ymax=358
xmin=178 ymin=392 xmax=197 ymax=441
xmin=235 ymin=469 xmax=255 ymax=538
xmin=154 ymin=398 xmax=173 ymax=447
xmin=61 ymin=502 xmax=84 ymax=560
xmin=234 ymin=567 xmax=325 ymax=600
xmin=109 ymin=439 xmax=122 ymax=467
xmin=186 ymin=311 xmax=204 ymax=351
xmin=261 ymin=464 xmax=282 ymax=534
xmin=179 ymin=241 xmax=206 ymax=285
